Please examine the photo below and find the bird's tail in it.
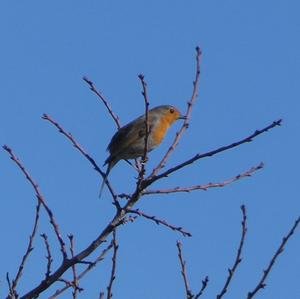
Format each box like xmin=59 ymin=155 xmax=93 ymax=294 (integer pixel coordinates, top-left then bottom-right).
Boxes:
xmin=99 ymin=158 xmax=116 ymax=198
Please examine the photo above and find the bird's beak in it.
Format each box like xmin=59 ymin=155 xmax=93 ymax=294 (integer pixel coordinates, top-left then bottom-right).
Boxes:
xmin=178 ymin=115 xmax=187 ymax=120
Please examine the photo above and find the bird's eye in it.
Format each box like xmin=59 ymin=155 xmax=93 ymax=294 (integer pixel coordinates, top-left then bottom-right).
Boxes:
xmin=169 ymin=108 xmax=175 ymax=114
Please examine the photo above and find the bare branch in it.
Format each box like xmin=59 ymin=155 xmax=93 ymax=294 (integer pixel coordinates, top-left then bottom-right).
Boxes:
xmin=12 ymin=203 xmax=41 ymax=293
xmin=6 ymin=272 xmax=14 ymax=299
xmin=107 ymin=230 xmax=119 ymax=299
xmin=144 ymin=163 xmax=263 ymax=195
xmin=151 ymin=47 xmax=202 ymax=177
xmin=247 ymin=216 xmax=300 ymax=298
xmin=41 ymin=233 xmax=53 ymax=279
xmin=68 ymin=235 xmax=82 ymax=298
xmin=216 ymin=205 xmax=247 ymax=299
xmin=195 ymin=276 xmax=209 ymax=299
xmin=146 ymin=119 xmax=282 ymax=186
xmin=177 ymin=241 xmax=193 ymax=299
xmin=128 ymin=209 xmax=192 ymax=237
xmin=48 ymin=241 xmax=114 ymax=298
xmin=83 ymin=76 xmax=121 ymax=129
xmin=42 ymin=114 xmax=121 ymax=209
xmin=3 ymin=145 xmax=68 ymax=260
xmin=137 ymin=74 xmax=151 ymax=183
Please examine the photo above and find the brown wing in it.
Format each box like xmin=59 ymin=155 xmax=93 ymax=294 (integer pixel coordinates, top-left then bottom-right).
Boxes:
xmin=105 ymin=112 xmax=158 ymax=165
xmin=107 ymin=116 xmax=144 ymax=155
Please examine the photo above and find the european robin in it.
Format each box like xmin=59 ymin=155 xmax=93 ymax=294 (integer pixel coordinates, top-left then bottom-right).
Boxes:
xmin=99 ymin=105 xmax=185 ymax=197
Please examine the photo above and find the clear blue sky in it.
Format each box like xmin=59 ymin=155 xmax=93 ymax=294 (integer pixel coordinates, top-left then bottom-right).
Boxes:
xmin=1 ymin=1 xmax=299 ymax=298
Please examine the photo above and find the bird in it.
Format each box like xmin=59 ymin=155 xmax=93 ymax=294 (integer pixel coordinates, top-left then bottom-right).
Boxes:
xmin=99 ymin=105 xmax=185 ymax=197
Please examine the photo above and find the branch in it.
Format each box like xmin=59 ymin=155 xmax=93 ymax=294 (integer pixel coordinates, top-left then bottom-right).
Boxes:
xmin=41 ymin=233 xmax=53 ymax=280
xmin=137 ymin=74 xmax=151 ymax=183
xmin=247 ymin=216 xmax=300 ymax=298
xmin=68 ymin=234 xmax=82 ymax=298
xmin=195 ymin=276 xmax=209 ymax=299
xmin=216 ymin=205 xmax=247 ymax=299
xmin=11 ymin=203 xmax=41 ymax=294
xmin=3 ymin=145 xmax=68 ymax=260
xmin=146 ymin=119 xmax=282 ymax=186
xmin=107 ymin=230 xmax=119 ymax=299
xmin=144 ymin=163 xmax=263 ymax=195
xmin=83 ymin=76 xmax=121 ymax=130
xmin=42 ymin=114 xmax=121 ymax=209
xmin=128 ymin=209 xmax=192 ymax=237
xmin=48 ymin=241 xmax=114 ymax=298
xmin=151 ymin=46 xmax=202 ymax=177
xmin=6 ymin=273 xmax=14 ymax=299
xmin=177 ymin=241 xmax=193 ymax=299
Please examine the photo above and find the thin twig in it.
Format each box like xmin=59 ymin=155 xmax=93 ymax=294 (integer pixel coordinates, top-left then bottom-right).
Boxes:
xmin=146 ymin=120 xmax=282 ymax=187
xmin=6 ymin=272 xmax=14 ymax=299
xmin=68 ymin=235 xmax=81 ymax=298
xmin=144 ymin=163 xmax=263 ymax=195
xmin=48 ymin=241 xmax=114 ymax=298
xmin=137 ymin=74 xmax=151 ymax=183
xmin=247 ymin=216 xmax=300 ymax=298
xmin=58 ymin=278 xmax=73 ymax=286
xmin=41 ymin=233 xmax=53 ymax=279
xmin=42 ymin=114 xmax=121 ymax=209
xmin=150 ymin=47 xmax=202 ymax=177
xmin=100 ymin=292 xmax=105 ymax=299
xmin=195 ymin=276 xmax=209 ymax=299
xmin=217 ymin=205 xmax=247 ymax=299
xmin=3 ymin=145 xmax=68 ymax=260
xmin=177 ymin=241 xmax=193 ymax=299
xmin=12 ymin=203 xmax=41 ymax=293
xmin=83 ymin=76 xmax=121 ymax=129
xmin=128 ymin=209 xmax=192 ymax=237
xmin=107 ymin=230 xmax=119 ymax=299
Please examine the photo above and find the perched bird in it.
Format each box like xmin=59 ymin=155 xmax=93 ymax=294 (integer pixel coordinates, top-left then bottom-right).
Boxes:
xmin=99 ymin=105 xmax=185 ymax=197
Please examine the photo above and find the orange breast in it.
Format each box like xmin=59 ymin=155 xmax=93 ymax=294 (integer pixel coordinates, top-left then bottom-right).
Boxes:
xmin=152 ymin=118 xmax=170 ymax=146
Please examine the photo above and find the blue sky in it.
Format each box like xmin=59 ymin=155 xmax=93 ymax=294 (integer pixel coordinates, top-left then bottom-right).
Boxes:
xmin=0 ymin=1 xmax=299 ymax=298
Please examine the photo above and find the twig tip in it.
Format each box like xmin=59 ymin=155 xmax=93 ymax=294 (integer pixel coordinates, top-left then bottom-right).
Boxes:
xmin=82 ymin=76 xmax=90 ymax=83
xmin=195 ymin=46 xmax=202 ymax=55
xmin=3 ymin=144 xmax=11 ymax=152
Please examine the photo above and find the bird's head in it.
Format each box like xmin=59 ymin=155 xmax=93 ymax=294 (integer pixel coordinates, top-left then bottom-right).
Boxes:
xmin=150 ymin=105 xmax=185 ymax=125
